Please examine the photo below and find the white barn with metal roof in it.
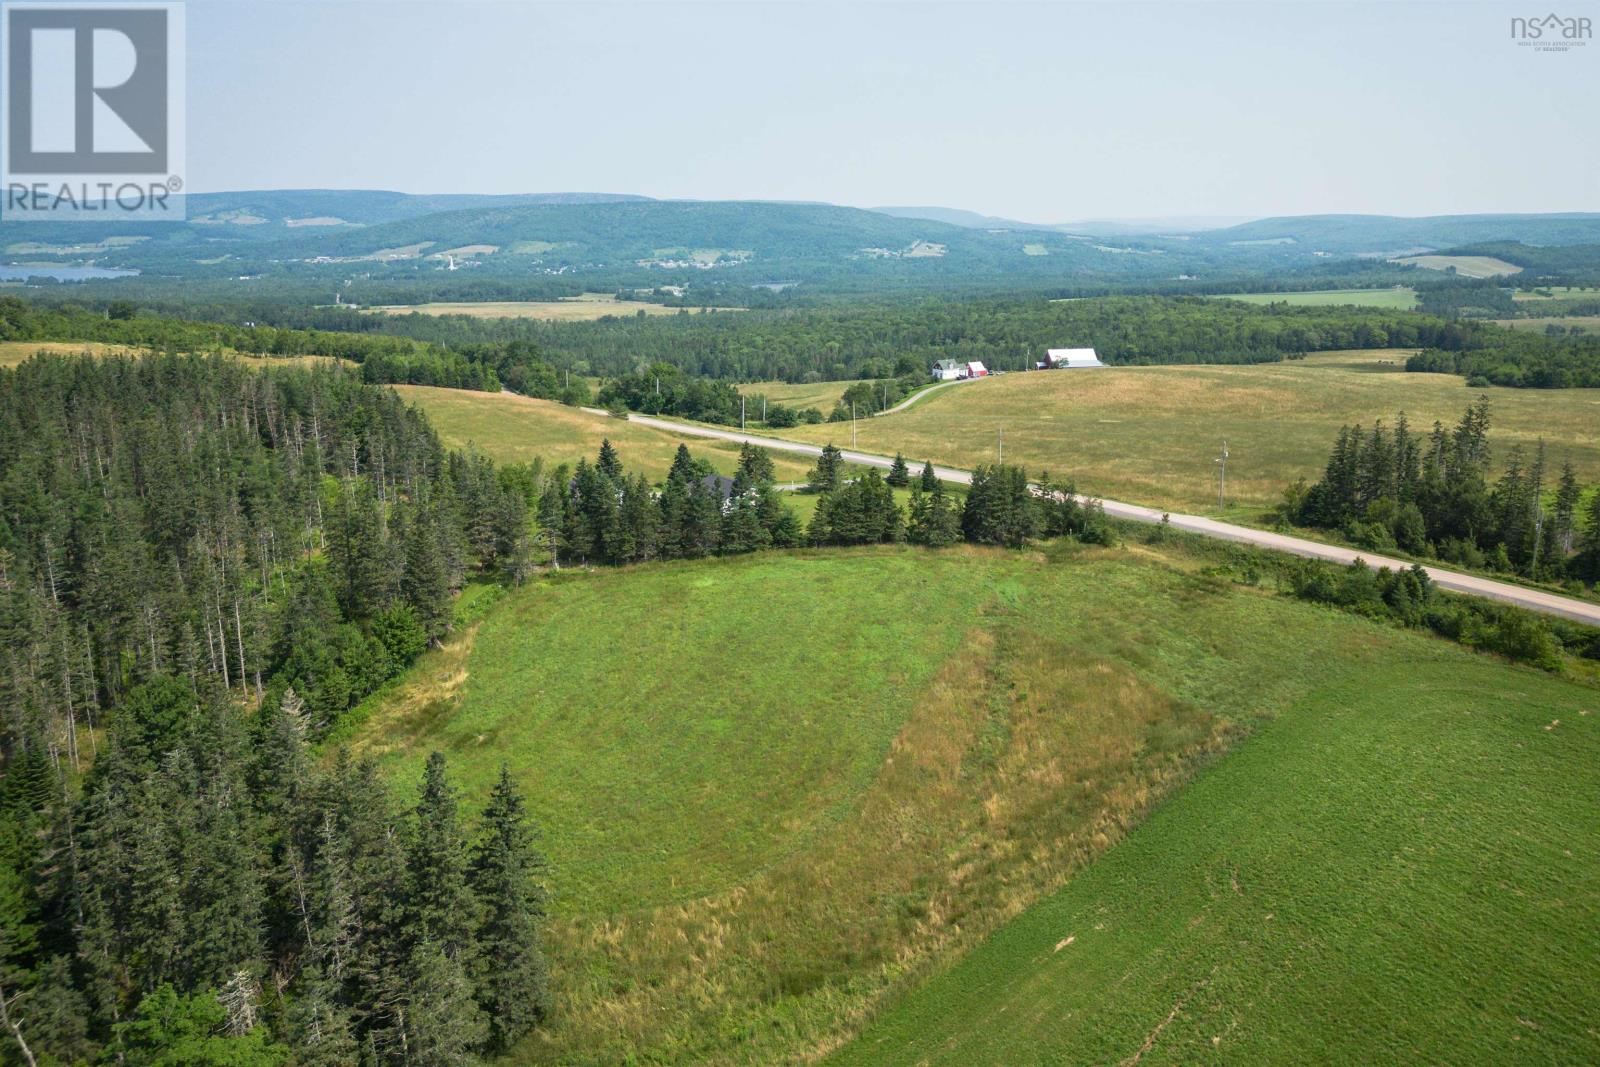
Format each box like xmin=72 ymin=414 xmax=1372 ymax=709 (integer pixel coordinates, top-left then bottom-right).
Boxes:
xmin=1044 ymin=347 xmax=1105 ymax=368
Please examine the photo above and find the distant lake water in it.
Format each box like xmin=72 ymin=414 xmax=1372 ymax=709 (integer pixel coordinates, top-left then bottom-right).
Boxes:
xmin=0 ymin=265 xmax=139 ymax=281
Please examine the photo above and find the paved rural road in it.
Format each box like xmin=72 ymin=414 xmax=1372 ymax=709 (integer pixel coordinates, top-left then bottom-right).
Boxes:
xmin=594 ymin=410 xmax=1600 ymax=626
xmin=877 ymin=377 xmax=971 ymax=415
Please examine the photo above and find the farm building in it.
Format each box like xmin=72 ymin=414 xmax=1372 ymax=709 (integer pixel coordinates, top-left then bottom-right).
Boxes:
xmin=932 ymin=359 xmax=964 ymax=381
xmin=965 ymin=362 xmax=989 ymax=378
xmin=1042 ymin=347 xmax=1105 ymax=369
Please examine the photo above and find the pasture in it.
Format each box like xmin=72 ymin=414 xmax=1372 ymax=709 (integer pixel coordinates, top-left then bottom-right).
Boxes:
xmin=782 ymin=350 xmax=1600 ymax=513
xmin=1209 ymin=287 xmax=1418 ymax=309
xmin=835 ymin=647 xmax=1600 ymax=1065
xmin=1391 ymin=253 xmax=1523 ymax=278
xmin=348 ymin=544 xmax=1600 ymax=1064
xmin=736 ymin=378 xmax=869 ymax=411
xmin=365 ymin=293 xmax=744 ymax=321
xmin=392 ymin=385 xmax=814 ymax=482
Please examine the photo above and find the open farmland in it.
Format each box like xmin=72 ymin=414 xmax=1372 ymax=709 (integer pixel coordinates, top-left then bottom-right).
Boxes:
xmin=392 ymin=385 xmax=814 ymax=482
xmin=835 ymin=644 xmax=1600 ymax=1065
xmin=0 ymin=340 xmax=142 ymax=366
xmin=1391 ymin=253 xmax=1524 ymax=278
xmin=1493 ymin=315 xmax=1600 ymax=332
xmin=0 ymin=340 xmax=355 ymax=371
xmin=1209 ymin=287 xmax=1418 ymax=309
xmin=736 ymin=378 xmax=870 ymax=411
xmin=365 ymin=293 xmax=744 ymax=321
xmin=348 ymin=544 xmax=1600 ymax=1065
xmin=781 ymin=350 xmax=1600 ymax=513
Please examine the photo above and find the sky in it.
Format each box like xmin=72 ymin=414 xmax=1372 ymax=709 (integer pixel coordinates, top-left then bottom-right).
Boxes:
xmin=186 ymin=1 xmax=1600 ymax=220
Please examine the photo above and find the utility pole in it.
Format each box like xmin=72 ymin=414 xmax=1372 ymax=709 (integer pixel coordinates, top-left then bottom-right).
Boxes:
xmin=852 ymin=402 xmax=857 ymax=448
xmin=1215 ymin=440 xmax=1229 ymax=510
xmin=761 ymin=395 xmax=766 ymax=421
xmin=741 ymin=395 xmax=746 ymax=431
xmin=998 ymin=427 xmax=1004 ymax=465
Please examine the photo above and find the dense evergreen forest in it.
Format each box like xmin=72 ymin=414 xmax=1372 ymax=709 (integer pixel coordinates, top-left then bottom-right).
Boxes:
xmin=1284 ymin=398 xmax=1600 ymax=584
xmin=0 ymin=354 xmax=549 ymax=1063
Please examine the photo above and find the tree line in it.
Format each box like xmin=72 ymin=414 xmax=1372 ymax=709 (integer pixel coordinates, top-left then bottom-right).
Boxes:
xmin=1282 ymin=397 xmax=1600 ymax=584
xmin=801 ymin=445 xmax=1115 ymax=550
xmin=538 ymin=441 xmax=802 ymax=565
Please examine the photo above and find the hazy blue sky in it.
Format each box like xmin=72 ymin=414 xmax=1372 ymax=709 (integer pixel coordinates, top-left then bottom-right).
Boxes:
xmin=189 ymin=1 xmax=1597 ymax=219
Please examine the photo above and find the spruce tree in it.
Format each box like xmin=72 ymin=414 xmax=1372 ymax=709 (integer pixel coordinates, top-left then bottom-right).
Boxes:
xmin=596 ymin=438 xmax=624 ymax=482
xmin=808 ymin=444 xmax=844 ymax=493
xmin=469 ymin=767 xmax=551 ymax=1051
xmin=407 ymin=754 xmax=478 ymax=963
xmin=403 ymin=513 xmax=452 ymax=644
xmin=919 ymin=460 xmax=938 ymax=492
xmin=887 ymin=453 xmax=910 ymax=487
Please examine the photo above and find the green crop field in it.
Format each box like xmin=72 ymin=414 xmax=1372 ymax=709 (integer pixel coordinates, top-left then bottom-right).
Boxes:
xmin=835 ymin=650 xmax=1600 ymax=1065
xmin=780 ymin=350 xmax=1600 ymax=513
xmin=1209 ymin=287 xmax=1418 ymax=309
xmin=392 ymin=385 xmax=814 ymax=482
xmin=347 ymin=544 xmax=1600 ymax=1064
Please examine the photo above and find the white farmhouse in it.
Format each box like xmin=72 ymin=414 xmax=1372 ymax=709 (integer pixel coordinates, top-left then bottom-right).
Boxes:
xmin=1044 ymin=347 xmax=1105 ymax=369
xmin=931 ymin=359 xmax=965 ymax=381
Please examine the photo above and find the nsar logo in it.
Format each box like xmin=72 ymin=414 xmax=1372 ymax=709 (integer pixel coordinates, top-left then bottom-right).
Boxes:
xmin=1510 ymin=12 xmax=1592 ymax=50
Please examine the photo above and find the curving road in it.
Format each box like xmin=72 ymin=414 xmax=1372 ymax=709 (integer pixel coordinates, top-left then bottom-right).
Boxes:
xmin=602 ymin=410 xmax=1600 ymax=626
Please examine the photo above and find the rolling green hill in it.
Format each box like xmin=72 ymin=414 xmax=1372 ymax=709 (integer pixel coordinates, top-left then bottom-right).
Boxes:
xmin=833 ymin=650 xmax=1600 ymax=1065
xmin=344 ymin=542 xmax=1600 ymax=1064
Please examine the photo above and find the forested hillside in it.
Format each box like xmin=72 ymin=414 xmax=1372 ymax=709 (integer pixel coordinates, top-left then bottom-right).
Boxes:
xmin=0 ymin=354 xmax=550 ymax=1062
xmin=371 ymin=296 xmax=1462 ymax=382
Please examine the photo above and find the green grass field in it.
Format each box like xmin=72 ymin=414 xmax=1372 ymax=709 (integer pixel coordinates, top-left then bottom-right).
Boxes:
xmin=781 ymin=350 xmax=1600 ymax=513
xmin=348 ymin=544 xmax=1600 ymax=1064
xmin=835 ymin=653 xmax=1600 ymax=1064
xmin=1209 ymin=288 xmax=1418 ymax=309
xmin=736 ymin=379 xmax=868 ymax=411
xmin=392 ymin=385 xmax=814 ymax=483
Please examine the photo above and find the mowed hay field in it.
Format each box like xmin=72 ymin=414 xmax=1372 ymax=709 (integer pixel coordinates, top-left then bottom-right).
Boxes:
xmin=835 ymin=651 xmax=1600 ymax=1065
xmin=1209 ymin=287 xmax=1418 ymax=309
xmin=1392 ymin=254 xmax=1523 ymax=278
xmin=349 ymin=545 xmax=1600 ymax=1064
xmin=0 ymin=341 xmax=356 ymax=371
xmin=366 ymin=293 xmax=743 ymax=321
xmin=392 ymin=385 xmax=814 ymax=483
xmin=0 ymin=340 xmax=142 ymax=366
xmin=783 ymin=351 xmax=1600 ymax=513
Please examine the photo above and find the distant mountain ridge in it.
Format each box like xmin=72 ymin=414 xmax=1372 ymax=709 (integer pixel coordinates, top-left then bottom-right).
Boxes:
xmin=4 ymin=191 xmax=1599 ymax=292
xmin=1204 ymin=213 xmax=1600 ymax=253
